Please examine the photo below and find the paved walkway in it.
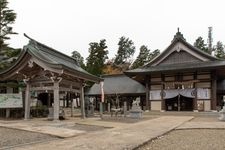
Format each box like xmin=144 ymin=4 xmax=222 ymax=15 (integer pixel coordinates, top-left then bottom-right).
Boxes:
xmin=5 ymin=116 xmax=193 ymax=150
xmin=1 ymin=114 xmax=224 ymax=150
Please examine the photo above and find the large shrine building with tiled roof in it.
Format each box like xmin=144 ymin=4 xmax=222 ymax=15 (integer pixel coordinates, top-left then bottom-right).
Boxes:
xmin=125 ymin=30 xmax=225 ymax=112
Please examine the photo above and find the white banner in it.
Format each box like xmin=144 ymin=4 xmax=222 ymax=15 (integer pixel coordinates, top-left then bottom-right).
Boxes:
xmin=197 ymin=88 xmax=210 ymax=99
xmin=150 ymin=90 xmax=161 ymax=100
xmin=0 ymin=94 xmax=23 ymax=108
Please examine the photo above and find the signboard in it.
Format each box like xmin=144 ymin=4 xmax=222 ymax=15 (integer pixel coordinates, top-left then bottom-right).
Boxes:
xmin=0 ymin=94 xmax=23 ymax=108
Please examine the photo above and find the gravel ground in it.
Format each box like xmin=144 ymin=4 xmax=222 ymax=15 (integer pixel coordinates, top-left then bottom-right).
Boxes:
xmin=136 ymin=129 xmax=225 ymax=150
xmin=0 ymin=127 xmax=58 ymax=149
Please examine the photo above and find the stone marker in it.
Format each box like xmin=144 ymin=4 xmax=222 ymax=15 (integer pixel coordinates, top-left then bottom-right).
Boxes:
xmin=129 ymin=97 xmax=143 ymax=119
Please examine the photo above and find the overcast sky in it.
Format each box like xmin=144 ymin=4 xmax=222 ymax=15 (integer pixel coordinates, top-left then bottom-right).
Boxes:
xmin=8 ymin=0 xmax=225 ymax=60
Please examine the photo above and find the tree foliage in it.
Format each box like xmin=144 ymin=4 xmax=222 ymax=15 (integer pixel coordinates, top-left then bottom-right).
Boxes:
xmin=148 ymin=49 xmax=160 ymax=61
xmin=114 ymin=36 xmax=135 ymax=65
xmin=0 ymin=0 xmax=17 ymax=50
xmin=0 ymin=47 xmax=21 ymax=70
xmin=214 ymin=41 xmax=225 ymax=59
xmin=194 ymin=36 xmax=210 ymax=54
xmin=131 ymin=46 xmax=160 ymax=69
xmin=86 ymin=39 xmax=108 ymax=76
xmin=0 ymin=0 xmax=19 ymax=70
xmin=71 ymin=50 xmax=85 ymax=69
xmin=131 ymin=45 xmax=150 ymax=69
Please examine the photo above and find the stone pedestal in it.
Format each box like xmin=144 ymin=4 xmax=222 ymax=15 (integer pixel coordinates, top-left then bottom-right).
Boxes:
xmin=48 ymin=107 xmax=54 ymax=120
xmin=219 ymin=106 xmax=225 ymax=121
xmin=129 ymin=98 xmax=143 ymax=119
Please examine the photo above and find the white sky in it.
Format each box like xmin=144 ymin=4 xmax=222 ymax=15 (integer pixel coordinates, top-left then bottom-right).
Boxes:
xmin=8 ymin=0 xmax=225 ymax=61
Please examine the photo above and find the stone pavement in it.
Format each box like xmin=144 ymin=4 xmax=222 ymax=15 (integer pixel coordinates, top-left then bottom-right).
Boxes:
xmin=5 ymin=116 xmax=193 ymax=150
xmin=1 ymin=114 xmax=224 ymax=150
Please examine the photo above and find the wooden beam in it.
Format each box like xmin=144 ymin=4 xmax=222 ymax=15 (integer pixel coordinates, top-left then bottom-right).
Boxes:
xmin=59 ymin=87 xmax=80 ymax=93
xmin=53 ymin=82 xmax=60 ymax=121
xmin=145 ymin=75 xmax=150 ymax=111
xmin=80 ymin=82 xmax=85 ymax=119
xmin=30 ymin=86 xmax=54 ymax=91
xmin=211 ymin=71 xmax=217 ymax=110
xmin=24 ymin=80 xmax=31 ymax=120
xmin=161 ymin=74 xmax=165 ymax=111
xmin=193 ymin=72 xmax=198 ymax=111
xmin=60 ymin=79 xmax=80 ymax=87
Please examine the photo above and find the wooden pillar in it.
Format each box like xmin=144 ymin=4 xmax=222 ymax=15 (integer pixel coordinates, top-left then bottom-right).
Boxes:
xmin=193 ymin=72 xmax=198 ymax=111
xmin=48 ymin=93 xmax=51 ymax=107
xmin=71 ymin=93 xmax=75 ymax=117
xmin=6 ymin=109 xmax=10 ymax=118
xmin=80 ymin=83 xmax=85 ymax=119
xmin=123 ymin=101 xmax=127 ymax=117
xmin=211 ymin=72 xmax=217 ymax=110
xmin=24 ymin=80 xmax=31 ymax=120
xmin=53 ymin=81 xmax=59 ymax=121
xmin=161 ymin=74 xmax=165 ymax=111
xmin=145 ymin=75 xmax=150 ymax=111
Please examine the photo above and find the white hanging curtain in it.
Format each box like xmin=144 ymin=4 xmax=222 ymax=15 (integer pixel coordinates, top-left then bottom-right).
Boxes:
xmin=150 ymin=88 xmax=209 ymax=100
xmin=179 ymin=88 xmax=195 ymax=98
xmin=163 ymin=89 xmax=179 ymax=99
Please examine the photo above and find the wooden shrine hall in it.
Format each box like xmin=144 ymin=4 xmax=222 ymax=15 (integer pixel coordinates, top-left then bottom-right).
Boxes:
xmin=125 ymin=30 xmax=225 ymax=112
xmin=0 ymin=34 xmax=101 ymax=120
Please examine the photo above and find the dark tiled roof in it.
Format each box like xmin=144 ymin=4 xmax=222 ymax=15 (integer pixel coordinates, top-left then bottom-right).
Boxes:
xmin=86 ymin=74 xmax=145 ymax=95
xmin=125 ymin=61 xmax=225 ymax=75
xmin=0 ymin=34 xmax=102 ymax=83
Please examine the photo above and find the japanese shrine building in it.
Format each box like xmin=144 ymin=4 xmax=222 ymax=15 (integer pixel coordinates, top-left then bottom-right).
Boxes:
xmin=0 ymin=34 xmax=101 ymax=120
xmin=125 ymin=30 xmax=225 ymax=112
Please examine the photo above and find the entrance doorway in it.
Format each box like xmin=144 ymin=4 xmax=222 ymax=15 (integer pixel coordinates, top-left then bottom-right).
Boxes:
xmin=165 ymin=95 xmax=193 ymax=111
xmin=38 ymin=93 xmax=53 ymax=107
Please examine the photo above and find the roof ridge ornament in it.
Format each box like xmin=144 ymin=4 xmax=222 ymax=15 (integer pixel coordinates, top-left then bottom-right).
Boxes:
xmin=172 ymin=27 xmax=186 ymax=42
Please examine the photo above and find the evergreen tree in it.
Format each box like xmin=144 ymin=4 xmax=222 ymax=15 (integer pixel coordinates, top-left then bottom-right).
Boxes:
xmin=0 ymin=0 xmax=17 ymax=50
xmin=114 ymin=36 xmax=135 ymax=65
xmin=0 ymin=0 xmax=19 ymax=70
xmin=131 ymin=45 xmax=150 ymax=69
xmin=148 ymin=49 xmax=160 ymax=61
xmin=71 ymin=50 xmax=85 ymax=69
xmin=86 ymin=39 xmax=108 ymax=76
xmin=214 ymin=41 xmax=225 ymax=59
xmin=194 ymin=36 xmax=210 ymax=54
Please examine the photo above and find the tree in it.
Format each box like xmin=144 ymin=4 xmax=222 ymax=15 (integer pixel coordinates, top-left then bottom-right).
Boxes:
xmin=71 ymin=50 xmax=85 ymax=69
xmin=214 ymin=41 xmax=225 ymax=59
xmin=86 ymin=39 xmax=108 ymax=76
xmin=148 ymin=49 xmax=160 ymax=61
xmin=0 ymin=0 xmax=17 ymax=50
xmin=131 ymin=45 xmax=150 ymax=69
xmin=194 ymin=36 xmax=210 ymax=54
xmin=0 ymin=47 xmax=21 ymax=70
xmin=114 ymin=36 xmax=135 ymax=65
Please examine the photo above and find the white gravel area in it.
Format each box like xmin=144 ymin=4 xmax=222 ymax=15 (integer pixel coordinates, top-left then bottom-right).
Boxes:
xmin=0 ymin=127 xmax=58 ymax=149
xmin=136 ymin=129 xmax=225 ymax=150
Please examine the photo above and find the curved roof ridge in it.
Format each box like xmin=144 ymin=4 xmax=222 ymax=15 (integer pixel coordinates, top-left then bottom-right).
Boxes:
xmin=24 ymin=33 xmax=78 ymax=65
xmin=143 ymin=32 xmax=218 ymax=68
